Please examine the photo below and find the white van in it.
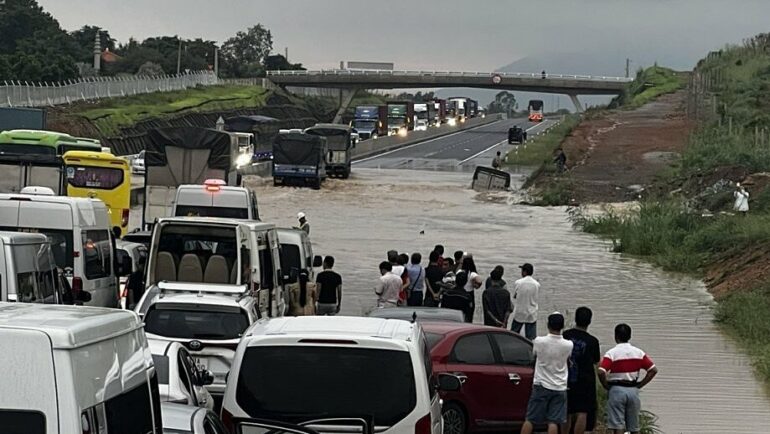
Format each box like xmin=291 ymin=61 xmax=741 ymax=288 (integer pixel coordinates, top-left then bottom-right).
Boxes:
xmin=277 ymin=227 xmax=318 ymax=284
xmin=0 ymin=193 xmax=122 ymax=307
xmin=172 ymin=179 xmax=259 ymax=220
xmin=0 ymin=231 xmax=61 ymax=303
xmin=221 ymin=316 xmax=462 ymax=434
xmin=142 ymin=216 xmax=284 ymax=318
xmin=0 ymin=302 xmax=163 ymax=434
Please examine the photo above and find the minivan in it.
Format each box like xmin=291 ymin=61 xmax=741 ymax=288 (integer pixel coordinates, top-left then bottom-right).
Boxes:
xmin=172 ymin=179 xmax=259 ymax=220
xmin=221 ymin=316 xmax=462 ymax=434
xmin=0 ymin=302 xmax=163 ymax=434
xmin=0 ymin=193 xmax=123 ymax=307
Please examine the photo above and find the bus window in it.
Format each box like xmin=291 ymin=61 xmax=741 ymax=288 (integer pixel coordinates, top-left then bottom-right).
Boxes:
xmin=67 ymin=166 xmax=124 ymax=190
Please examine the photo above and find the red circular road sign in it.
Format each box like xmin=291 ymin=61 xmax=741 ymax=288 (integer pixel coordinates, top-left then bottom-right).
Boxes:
xmin=492 ymin=74 xmax=502 ymax=84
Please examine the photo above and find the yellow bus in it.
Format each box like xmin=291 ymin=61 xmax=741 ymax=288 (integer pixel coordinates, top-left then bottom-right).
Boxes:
xmin=62 ymin=151 xmax=131 ymax=237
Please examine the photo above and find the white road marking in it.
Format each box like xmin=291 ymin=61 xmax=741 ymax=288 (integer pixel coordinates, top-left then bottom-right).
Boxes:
xmin=352 ymin=120 xmax=504 ymax=164
xmin=455 ymin=119 xmax=558 ymax=165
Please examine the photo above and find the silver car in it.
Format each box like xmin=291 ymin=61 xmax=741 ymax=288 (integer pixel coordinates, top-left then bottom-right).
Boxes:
xmin=149 ymin=338 xmax=214 ymax=410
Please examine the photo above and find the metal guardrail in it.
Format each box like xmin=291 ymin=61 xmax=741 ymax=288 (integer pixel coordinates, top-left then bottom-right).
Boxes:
xmin=0 ymin=71 xmax=218 ymax=108
xmin=267 ymin=69 xmax=633 ymax=83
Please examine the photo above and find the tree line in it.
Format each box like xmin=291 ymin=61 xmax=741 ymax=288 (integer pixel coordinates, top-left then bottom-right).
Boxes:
xmin=0 ymin=0 xmax=304 ymax=83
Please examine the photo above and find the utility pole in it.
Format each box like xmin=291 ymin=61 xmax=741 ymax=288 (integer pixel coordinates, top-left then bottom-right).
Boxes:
xmin=285 ymin=47 xmax=289 ymax=62
xmin=176 ymin=38 xmax=182 ymax=75
xmin=214 ymin=46 xmax=219 ymax=77
xmin=625 ymin=58 xmax=631 ymax=78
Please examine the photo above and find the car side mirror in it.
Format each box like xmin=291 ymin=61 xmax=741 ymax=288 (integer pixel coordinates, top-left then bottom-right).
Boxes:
xmin=312 ymin=255 xmax=323 ymax=268
xmin=436 ymin=373 xmax=462 ymax=392
xmin=199 ymin=369 xmax=215 ymax=386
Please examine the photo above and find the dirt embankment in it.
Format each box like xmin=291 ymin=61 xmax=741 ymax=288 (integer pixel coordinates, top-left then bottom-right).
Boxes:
xmin=534 ymin=91 xmax=694 ymax=203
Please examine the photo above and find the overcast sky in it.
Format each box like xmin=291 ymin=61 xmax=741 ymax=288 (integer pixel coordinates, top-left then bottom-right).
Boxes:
xmin=39 ymin=0 xmax=770 ymax=74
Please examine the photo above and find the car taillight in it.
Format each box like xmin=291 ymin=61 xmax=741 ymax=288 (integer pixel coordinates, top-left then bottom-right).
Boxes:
xmin=121 ymin=209 xmax=129 ymax=227
xmin=72 ymin=277 xmax=83 ymax=292
xmin=415 ymin=413 xmax=431 ymax=434
xmin=221 ymin=407 xmax=234 ymax=433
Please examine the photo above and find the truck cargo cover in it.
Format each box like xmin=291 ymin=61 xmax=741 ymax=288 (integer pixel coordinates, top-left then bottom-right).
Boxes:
xmin=304 ymin=124 xmax=351 ymax=151
xmin=273 ymin=133 xmax=326 ymax=165
xmin=146 ymin=127 xmax=231 ymax=170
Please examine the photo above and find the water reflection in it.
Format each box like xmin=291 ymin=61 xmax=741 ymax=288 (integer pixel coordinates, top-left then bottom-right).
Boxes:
xmin=247 ymin=168 xmax=770 ymax=433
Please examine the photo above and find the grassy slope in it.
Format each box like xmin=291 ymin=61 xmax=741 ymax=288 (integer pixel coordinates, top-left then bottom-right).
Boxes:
xmin=75 ymin=85 xmax=270 ymax=136
xmin=611 ymin=66 xmax=686 ymax=109
xmin=575 ymin=36 xmax=770 ymax=386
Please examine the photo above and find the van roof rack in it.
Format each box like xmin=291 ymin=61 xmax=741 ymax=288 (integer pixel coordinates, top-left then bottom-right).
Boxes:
xmin=157 ymin=281 xmax=250 ymax=296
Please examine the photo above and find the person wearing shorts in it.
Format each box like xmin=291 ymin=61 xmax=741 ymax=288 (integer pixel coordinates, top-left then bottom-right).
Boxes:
xmin=598 ymin=324 xmax=659 ymax=434
xmin=563 ymin=307 xmax=601 ymax=434
xmin=521 ymin=313 xmax=573 ymax=434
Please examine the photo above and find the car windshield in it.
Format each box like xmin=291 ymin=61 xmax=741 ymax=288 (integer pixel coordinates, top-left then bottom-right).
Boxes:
xmin=425 ymin=332 xmax=444 ymax=349
xmin=144 ymin=306 xmax=249 ymax=340
xmin=236 ymin=346 xmax=416 ymax=427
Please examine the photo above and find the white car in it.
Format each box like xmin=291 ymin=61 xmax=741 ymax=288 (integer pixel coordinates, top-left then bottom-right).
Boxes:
xmin=221 ymin=316 xmax=462 ymax=434
xmin=161 ymin=403 xmax=228 ymax=434
xmin=132 ymin=150 xmax=146 ymax=174
xmin=149 ymin=338 xmax=215 ymax=410
xmin=138 ymin=283 xmax=261 ymax=402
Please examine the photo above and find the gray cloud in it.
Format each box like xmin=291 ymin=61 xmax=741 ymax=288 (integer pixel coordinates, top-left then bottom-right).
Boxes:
xmin=39 ymin=0 xmax=770 ymax=73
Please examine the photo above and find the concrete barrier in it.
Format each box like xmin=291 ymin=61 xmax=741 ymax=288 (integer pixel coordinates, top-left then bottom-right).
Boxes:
xmin=352 ymin=114 xmax=503 ymax=160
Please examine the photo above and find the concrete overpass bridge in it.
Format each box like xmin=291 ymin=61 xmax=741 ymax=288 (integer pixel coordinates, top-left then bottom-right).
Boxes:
xmin=266 ymin=69 xmax=632 ymax=116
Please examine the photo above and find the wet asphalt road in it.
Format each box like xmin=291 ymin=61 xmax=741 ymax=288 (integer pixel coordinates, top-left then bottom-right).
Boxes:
xmin=354 ymin=117 xmax=558 ymax=171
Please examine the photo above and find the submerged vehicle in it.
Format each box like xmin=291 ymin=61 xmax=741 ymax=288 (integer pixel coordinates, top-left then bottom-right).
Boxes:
xmin=272 ymin=131 xmax=327 ymax=189
xmin=305 ymin=123 xmax=355 ymax=179
xmin=508 ymin=126 xmax=527 ymax=144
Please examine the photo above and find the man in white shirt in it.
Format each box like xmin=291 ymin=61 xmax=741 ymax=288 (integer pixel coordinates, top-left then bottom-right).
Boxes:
xmin=521 ymin=312 xmax=574 ymax=434
xmin=375 ymin=261 xmax=402 ymax=308
xmin=512 ymin=263 xmax=540 ymax=340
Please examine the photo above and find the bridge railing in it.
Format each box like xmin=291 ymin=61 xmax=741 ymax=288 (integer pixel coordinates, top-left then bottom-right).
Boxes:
xmin=267 ymin=69 xmax=633 ymax=83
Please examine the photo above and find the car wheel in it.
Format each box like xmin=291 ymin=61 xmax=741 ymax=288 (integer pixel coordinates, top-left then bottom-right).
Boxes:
xmin=442 ymin=403 xmax=467 ymax=434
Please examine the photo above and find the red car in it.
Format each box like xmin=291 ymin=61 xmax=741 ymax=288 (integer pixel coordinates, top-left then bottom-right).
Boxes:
xmin=422 ymin=322 xmax=535 ymax=434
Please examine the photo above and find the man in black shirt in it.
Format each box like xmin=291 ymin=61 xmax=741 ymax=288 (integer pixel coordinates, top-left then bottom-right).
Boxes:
xmin=424 ymin=251 xmax=444 ymax=307
xmin=315 ymin=256 xmax=342 ymax=315
xmin=562 ymin=307 xmax=601 ymax=434
xmin=482 ymin=266 xmax=512 ymax=327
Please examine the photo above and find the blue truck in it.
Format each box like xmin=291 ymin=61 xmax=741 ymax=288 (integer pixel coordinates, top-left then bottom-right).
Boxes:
xmin=272 ymin=131 xmax=327 ymax=189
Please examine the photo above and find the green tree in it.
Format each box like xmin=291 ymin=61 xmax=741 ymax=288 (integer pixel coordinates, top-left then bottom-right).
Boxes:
xmin=0 ymin=0 xmax=79 ymax=81
xmin=486 ymin=91 xmax=517 ymax=116
xmin=220 ymin=24 xmax=273 ymax=77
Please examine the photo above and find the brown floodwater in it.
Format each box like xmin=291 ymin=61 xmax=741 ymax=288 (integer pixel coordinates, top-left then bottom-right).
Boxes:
xmin=247 ymin=168 xmax=770 ymax=434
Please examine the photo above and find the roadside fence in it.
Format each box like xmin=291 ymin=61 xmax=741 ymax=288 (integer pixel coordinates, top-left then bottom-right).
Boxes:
xmin=0 ymin=71 xmax=218 ymax=108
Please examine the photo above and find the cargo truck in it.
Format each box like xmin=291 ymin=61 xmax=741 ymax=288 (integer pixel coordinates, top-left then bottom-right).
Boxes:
xmin=448 ymin=97 xmax=470 ymax=123
xmin=413 ymin=103 xmax=436 ymax=131
xmin=380 ymin=101 xmax=415 ymax=136
xmin=304 ymin=123 xmax=354 ymax=179
xmin=142 ymin=127 xmax=240 ymax=228
xmin=351 ymin=105 xmax=381 ymax=140
xmin=528 ymin=100 xmax=544 ymax=122
xmin=467 ymin=98 xmax=479 ymax=118
xmin=225 ymin=115 xmax=280 ymax=162
xmin=272 ymin=131 xmax=327 ymax=189
xmin=433 ymin=99 xmax=447 ymax=125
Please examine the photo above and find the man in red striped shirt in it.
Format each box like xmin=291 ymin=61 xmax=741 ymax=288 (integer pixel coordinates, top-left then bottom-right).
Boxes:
xmin=598 ymin=324 xmax=659 ymax=434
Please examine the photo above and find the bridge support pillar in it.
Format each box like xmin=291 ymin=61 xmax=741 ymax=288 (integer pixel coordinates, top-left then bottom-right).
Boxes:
xmin=568 ymin=94 xmax=583 ymax=113
xmin=332 ymin=88 xmax=359 ymax=124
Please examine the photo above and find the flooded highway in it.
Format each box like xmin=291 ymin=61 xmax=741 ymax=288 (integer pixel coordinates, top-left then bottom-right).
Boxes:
xmin=247 ymin=164 xmax=770 ymax=433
